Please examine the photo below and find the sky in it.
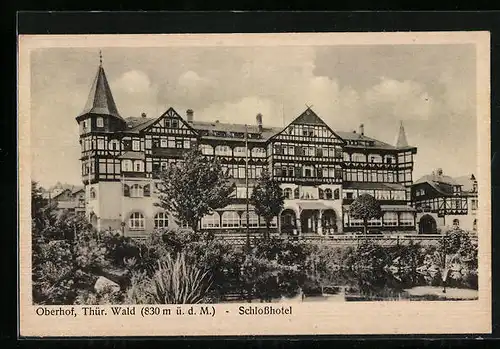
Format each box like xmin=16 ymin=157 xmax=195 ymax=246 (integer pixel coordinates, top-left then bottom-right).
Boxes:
xmin=30 ymin=44 xmax=477 ymax=188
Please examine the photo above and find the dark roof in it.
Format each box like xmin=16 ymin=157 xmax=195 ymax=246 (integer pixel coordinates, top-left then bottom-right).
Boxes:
xmin=343 ymin=182 xmax=406 ymax=191
xmin=78 ymin=65 xmax=124 ymax=121
xmin=124 ymin=117 xmax=158 ymax=133
xmin=337 ymin=132 xmax=401 ymax=150
xmin=414 ymin=174 xmax=458 ymax=186
xmin=190 ymin=120 xmax=281 ymax=140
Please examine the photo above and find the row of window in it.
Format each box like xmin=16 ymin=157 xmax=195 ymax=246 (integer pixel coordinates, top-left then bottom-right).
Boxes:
xmin=344 ymin=212 xmax=415 ymax=227
xmin=343 ymin=189 xmax=408 ymax=201
xmin=200 ymin=144 xmax=267 ymax=158
xmin=273 ymin=144 xmax=342 ymax=158
xmin=273 ymin=165 xmax=342 ymax=179
xmin=282 ymin=187 xmax=341 ymax=200
xmin=221 ymin=164 xmax=266 ymax=179
xmin=152 ymin=137 xmax=193 ymax=149
xmin=284 ymin=124 xmax=334 ymax=139
xmin=344 ymin=153 xmax=396 ymax=164
xmin=127 ymin=211 xmax=278 ymax=230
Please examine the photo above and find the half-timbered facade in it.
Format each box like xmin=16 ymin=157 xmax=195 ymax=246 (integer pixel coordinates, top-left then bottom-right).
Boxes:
xmin=76 ymin=60 xmax=419 ymax=238
xmin=411 ymin=170 xmax=478 ymax=234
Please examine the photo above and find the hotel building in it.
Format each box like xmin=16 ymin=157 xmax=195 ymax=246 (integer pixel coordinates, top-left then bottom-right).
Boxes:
xmin=77 ymin=60 xmax=418 ymax=238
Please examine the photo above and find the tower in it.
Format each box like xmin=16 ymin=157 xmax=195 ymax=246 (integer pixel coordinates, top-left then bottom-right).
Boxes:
xmin=395 ymin=120 xmax=409 ymax=148
xmin=75 ymin=52 xmax=125 ymax=229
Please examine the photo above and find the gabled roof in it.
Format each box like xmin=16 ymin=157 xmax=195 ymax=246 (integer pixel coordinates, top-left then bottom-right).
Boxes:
xmin=78 ymin=64 xmax=123 ymax=121
xmin=271 ymin=107 xmax=346 ymax=144
xmin=414 ymin=174 xmax=458 ymax=186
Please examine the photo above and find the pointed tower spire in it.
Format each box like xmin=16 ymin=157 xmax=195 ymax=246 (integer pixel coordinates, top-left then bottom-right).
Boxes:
xmin=395 ymin=120 xmax=409 ymax=148
xmin=77 ymin=51 xmax=123 ymax=121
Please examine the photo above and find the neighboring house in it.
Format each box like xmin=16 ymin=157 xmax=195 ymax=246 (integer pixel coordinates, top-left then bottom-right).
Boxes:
xmin=44 ymin=185 xmax=85 ymax=216
xmin=411 ymin=170 xmax=478 ymax=234
xmin=75 ymin=57 xmax=418 ymax=238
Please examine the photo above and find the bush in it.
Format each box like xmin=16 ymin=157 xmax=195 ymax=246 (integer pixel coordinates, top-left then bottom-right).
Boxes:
xmin=126 ymin=253 xmax=212 ymax=304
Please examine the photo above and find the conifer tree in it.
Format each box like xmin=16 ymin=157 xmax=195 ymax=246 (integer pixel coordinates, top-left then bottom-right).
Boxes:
xmin=156 ymin=148 xmax=235 ymax=233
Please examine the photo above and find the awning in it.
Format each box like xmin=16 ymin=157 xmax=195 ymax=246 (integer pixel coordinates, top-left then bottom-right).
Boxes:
xmin=296 ymin=202 xmax=334 ymax=211
xmin=343 ymin=204 xmax=415 ymax=212
xmin=380 ymin=205 xmax=416 ymax=212
xmin=119 ymin=151 xmax=145 ymax=160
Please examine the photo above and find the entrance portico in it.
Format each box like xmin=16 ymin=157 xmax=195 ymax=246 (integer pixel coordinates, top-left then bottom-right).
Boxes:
xmin=280 ymin=201 xmax=342 ymax=236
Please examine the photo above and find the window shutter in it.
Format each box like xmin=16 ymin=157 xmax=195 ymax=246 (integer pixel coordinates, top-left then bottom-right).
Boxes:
xmin=144 ymin=184 xmax=151 ymax=197
xmin=123 ymin=184 xmax=130 ymax=197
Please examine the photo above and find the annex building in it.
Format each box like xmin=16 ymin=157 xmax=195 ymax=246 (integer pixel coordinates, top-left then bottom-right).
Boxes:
xmin=77 ymin=60 xmax=421 ymax=238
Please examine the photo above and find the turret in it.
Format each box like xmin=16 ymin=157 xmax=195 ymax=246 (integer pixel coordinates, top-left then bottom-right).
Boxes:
xmin=75 ymin=51 xmax=125 ymax=133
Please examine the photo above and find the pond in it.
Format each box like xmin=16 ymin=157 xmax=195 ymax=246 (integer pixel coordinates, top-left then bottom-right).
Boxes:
xmin=222 ymin=269 xmax=478 ymax=303
xmin=300 ymin=268 xmax=479 ymax=301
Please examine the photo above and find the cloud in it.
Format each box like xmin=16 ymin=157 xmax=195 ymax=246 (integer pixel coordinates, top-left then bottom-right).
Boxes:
xmin=364 ymin=77 xmax=433 ymax=121
xmin=111 ymin=70 xmax=159 ymax=118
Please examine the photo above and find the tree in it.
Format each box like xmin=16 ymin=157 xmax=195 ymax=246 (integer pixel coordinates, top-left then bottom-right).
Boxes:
xmin=156 ymin=148 xmax=235 ymax=233
xmin=250 ymin=170 xmax=284 ymax=240
xmin=348 ymin=194 xmax=382 ymax=236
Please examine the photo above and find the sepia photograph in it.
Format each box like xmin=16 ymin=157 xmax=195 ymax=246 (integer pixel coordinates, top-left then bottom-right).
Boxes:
xmin=18 ymin=32 xmax=491 ymax=336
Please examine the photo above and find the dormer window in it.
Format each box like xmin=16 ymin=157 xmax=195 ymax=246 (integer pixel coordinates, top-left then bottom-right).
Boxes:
xmin=96 ymin=117 xmax=104 ymax=128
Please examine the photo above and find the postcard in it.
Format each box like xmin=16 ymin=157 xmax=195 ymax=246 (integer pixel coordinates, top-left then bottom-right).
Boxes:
xmin=18 ymin=31 xmax=491 ymax=336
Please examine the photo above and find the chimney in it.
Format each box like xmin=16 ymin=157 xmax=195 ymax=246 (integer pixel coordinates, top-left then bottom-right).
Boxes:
xmin=186 ymin=109 xmax=194 ymax=123
xmin=436 ymin=168 xmax=443 ymax=176
xmin=256 ymin=113 xmax=263 ymax=132
xmin=141 ymin=112 xmax=147 ymax=118
xmin=359 ymin=124 xmax=364 ymax=136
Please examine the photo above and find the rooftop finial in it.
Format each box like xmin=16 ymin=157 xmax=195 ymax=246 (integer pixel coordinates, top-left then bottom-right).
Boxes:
xmin=99 ymin=50 xmax=103 ymax=66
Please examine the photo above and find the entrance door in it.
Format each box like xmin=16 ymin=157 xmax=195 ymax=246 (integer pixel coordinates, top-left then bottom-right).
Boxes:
xmin=419 ymin=214 xmax=437 ymax=234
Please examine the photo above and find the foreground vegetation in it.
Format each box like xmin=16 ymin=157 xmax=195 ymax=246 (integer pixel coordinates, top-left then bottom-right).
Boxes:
xmin=32 ymin=211 xmax=478 ymax=305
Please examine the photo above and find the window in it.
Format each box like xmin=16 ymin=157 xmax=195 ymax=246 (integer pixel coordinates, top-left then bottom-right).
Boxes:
xmin=122 ymin=160 xmax=133 ymax=172
xmin=134 ymin=160 xmax=144 ymax=172
xmin=222 ymin=211 xmax=240 ymax=228
xmin=283 ymin=188 xmax=292 ymax=199
xmin=215 ymin=145 xmax=231 ymax=156
xmin=129 ymin=212 xmax=145 ymax=230
xmin=89 ymin=188 xmax=96 ymax=199
xmin=168 ymin=138 xmax=175 ymax=148
xmin=473 ymin=219 xmax=477 ymax=231
xmin=234 ymin=147 xmax=247 ymax=157
xmin=318 ymin=188 xmax=324 ymax=199
xmin=82 ymin=120 xmax=88 ymax=130
xmin=400 ymin=212 xmax=414 ymax=226
xmin=183 ymin=140 xmax=191 ymax=149
xmin=333 ymin=189 xmax=340 ymax=200
xmin=383 ymin=212 xmax=398 ymax=226
xmin=241 ymin=212 xmax=259 ymax=228
xmin=154 ymin=212 xmax=169 ymax=229
xmin=201 ymin=212 xmax=220 ymax=229
xmin=143 ymin=184 xmax=151 ymax=197
xmin=130 ymin=184 xmax=143 ymax=198
xmin=352 ymin=153 xmax=366 ymax=162
xmin=96 ymin=117 xmax=104 ymax=127
xmin=471 ymin=199 xmax=478 ymax=211
xmin=472 ymin=182 xmax=478 ymax=192
xmin=200 ymin=144 xmax=214 ymax=155
xmin=294 ymin=187 xmax=300 ymax=199
xmin=385 ymin=155 xmax=395 ymax=164
xmin=171 ymin=119 xmax=179 ymax=128
xmin=251 ymin=147 xmax=266 ymax=158
xmin=325 ymin=189 xmax=333 ymax=200
xmin=132 ymin=140 xmax=140 ymax=151
xmin=369 ymin=154 xmax=382 ymax=163
xmin=368 ymin=217 xmax=382 ymax=226
xmin=97 ymin=139 xmax=105 ymax=150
